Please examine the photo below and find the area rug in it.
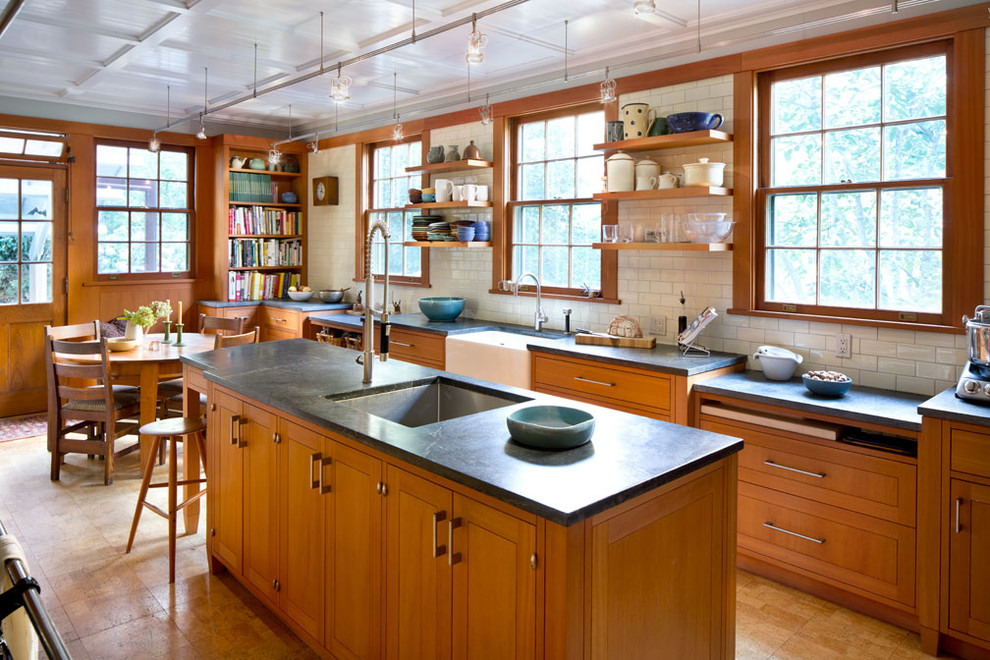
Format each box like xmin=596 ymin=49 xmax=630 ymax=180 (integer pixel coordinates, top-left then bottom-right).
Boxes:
xmin=0 ymin=414 xmax=46 ymax=443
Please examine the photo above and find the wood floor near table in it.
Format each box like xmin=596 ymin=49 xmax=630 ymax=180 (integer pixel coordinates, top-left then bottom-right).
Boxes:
xmin=0 ymin=434 xmax=949 ymax=659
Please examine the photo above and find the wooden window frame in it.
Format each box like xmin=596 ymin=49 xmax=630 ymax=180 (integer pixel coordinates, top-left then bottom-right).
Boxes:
xmin=93 ymin=139 xmax=194 ymax=282
xmin=494 ymin=103 xmax=618 ymax=302
xmin=731 ymin=29 xmax=984 ymax=332
xmin=355 ymin=136 xmax=430 ymax=287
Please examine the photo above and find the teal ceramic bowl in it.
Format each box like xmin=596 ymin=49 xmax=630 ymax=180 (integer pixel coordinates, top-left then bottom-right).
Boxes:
xmin=507 ymin=406 xmax=595 ymax=450
xmin=418 ymin=297 xmax=465 ymax=321
xmin=802 ymin=375 xmax=852 ymax=397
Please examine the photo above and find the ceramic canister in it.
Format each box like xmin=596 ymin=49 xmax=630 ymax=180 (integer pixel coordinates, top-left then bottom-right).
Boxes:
xmin=606 ymin=151 xmax=635 ymax=192
xmin=621 ymin=102 xmax=656 ymax=140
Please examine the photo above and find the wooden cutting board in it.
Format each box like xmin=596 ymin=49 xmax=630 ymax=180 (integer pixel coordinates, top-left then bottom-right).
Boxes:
xmin=575 ymin=333 xmax=656 ymax=348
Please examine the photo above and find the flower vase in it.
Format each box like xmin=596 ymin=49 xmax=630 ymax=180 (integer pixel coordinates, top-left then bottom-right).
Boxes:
xmin=124 ymin=322 xmax=144 ymax=343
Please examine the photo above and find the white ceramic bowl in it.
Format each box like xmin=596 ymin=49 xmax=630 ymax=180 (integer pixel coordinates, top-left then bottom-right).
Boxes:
xmin=682 ymin=157 xmax=725 ymax=187
xmin=106 ymin=337 xmax=138 ymax=352
xmin=754 ymin=346 xmax=804 ymax=380
xmin=287 ymin=290 xmax=314 ymax=302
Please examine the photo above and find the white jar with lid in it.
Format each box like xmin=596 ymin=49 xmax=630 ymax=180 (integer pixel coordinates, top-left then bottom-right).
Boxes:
xmin=682 ymin=157 xmax=725 ymax=187
xmin=606 ymin=152 xmax=635 ymax=192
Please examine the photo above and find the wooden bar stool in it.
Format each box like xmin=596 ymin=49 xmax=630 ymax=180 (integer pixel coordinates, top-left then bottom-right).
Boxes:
xmin=125 ymin=417 xmax=208 ymax=583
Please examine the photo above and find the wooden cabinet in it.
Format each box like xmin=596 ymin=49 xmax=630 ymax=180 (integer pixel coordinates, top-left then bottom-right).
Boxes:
xmin=211 ymin=389 xmax=245 ymax=573
xmin=947 ymin=479 xmax=990 ymax=643
xmin=197 ymin=303 xmax=258 ymax=331
xmin=388 ymin=327 xmax=445 ymax=370
xmin=241 ymin=401 xmax=278 ymax=603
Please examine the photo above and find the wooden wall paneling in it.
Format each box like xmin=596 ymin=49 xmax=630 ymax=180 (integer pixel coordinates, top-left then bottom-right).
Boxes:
xmin=918 ymin=417 xmax=943 ymax=653
xmin=731 ymin=71 xmax=756 ymax=313
xmin=543 ymin=520 xmax=586 ymax=660
xmin=492 ymin=116 xmax=510 ymax=290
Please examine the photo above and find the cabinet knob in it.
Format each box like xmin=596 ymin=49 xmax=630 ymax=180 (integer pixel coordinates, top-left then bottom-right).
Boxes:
xmin=210 ymin=528 xmax=216 ymax=537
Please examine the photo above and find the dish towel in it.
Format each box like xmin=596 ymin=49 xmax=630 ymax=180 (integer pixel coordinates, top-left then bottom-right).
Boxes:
xmin=0 ymin=535 xmax=39 ymax=660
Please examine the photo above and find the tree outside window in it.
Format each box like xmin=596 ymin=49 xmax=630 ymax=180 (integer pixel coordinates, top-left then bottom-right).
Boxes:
xmin=367 ymin=140 xmax=422 ymax=280
xmin=0 ymin=177 xmax=53 ymax=304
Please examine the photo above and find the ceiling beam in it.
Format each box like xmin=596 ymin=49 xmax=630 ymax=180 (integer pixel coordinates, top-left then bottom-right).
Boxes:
xmin=14 ymin=10 xmax=140 ymax=45
xmin=0 ymin=0 xmax=26 ymax=41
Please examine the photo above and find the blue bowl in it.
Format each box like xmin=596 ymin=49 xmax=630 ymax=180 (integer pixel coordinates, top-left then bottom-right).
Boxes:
xmin=802 ymin=375 xmax=852 ymax=397
xmin=418 ymin=296 xmax=465 ymax=321
xmin=421 ymin=193 xmax=436 ymax=202
xmin=666 ymin=112 xmax=723 ymax=133
xmin=506 ymin=405 xmax=595 ymax=450
xmin=456 ymin=227 xmax=475 ymax=242
xmin=280 ymin=191 xmax=298 ymax=204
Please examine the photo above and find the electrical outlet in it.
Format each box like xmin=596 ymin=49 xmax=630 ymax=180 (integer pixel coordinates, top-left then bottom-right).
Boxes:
xmin=651 ymin=317 xmax=666 ymax=336
xmin=836 ymin=333 xmax=852 ymax=359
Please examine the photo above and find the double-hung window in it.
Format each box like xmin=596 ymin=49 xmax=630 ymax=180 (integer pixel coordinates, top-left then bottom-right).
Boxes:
xmin=509 ymin=108 xmax=604 ymax=294
xmin=95 ymin=142 xmax=192 ymax=277
xmin=367 ymin=139 xmax=423 ymax=283
xmin=758 ymin=43 xmax=949 ymax=323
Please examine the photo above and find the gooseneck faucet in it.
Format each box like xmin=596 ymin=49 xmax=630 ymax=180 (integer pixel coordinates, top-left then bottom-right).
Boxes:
xmin=359 ymin=218 xmax=391 ymax=383
xmin=514 ymin=272 xmax=547 ymax=332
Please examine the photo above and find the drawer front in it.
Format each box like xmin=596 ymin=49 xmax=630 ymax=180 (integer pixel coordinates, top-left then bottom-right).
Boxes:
xmin=260 ymin=308 xmax=300 ymax=333
xmin=950 ymin=427 xmax=990 ymax=479
xmin=738 ymin=482 xmax=915 ymax=607
xmin=262 ymin=327 xmax=297 ymax=342
xmin=388 ymin=328 xmax=444 ymax=369
xmin=701 ymin=418 xmax=916 ymax=526
xmin=532 ymin=354 xmax=671 ymax=416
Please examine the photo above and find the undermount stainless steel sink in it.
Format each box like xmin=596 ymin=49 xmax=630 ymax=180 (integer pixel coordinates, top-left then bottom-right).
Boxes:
xmin=326 ymin=377 xmax=531 ymax=428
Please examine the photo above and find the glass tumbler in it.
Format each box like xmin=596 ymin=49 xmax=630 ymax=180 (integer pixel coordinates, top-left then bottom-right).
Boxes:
xmin=602 ymin=225 xmax=619 ymax=243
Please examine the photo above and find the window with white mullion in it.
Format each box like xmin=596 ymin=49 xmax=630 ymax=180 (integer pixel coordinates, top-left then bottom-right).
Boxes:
xmin=368 ymin=140 xmax=422 ymax=279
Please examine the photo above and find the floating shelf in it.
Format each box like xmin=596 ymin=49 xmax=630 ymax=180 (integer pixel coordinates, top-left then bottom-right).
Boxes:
xmin=228 ymin=201 xmax=302 ymax=208
xmin=592 ymin=187 xmax=731 ymax=201
xmin=405 ymin=159 xmax=493 ymax=174
xmin=403 ymin=241 xmax=492 ymax=248
xmin=405 ymin=201 xmax=493 ymax=209
xmin=229 ymin=167 xmax=301 ymax=179
xmin=593 ymin=130 xmax=733 ymax=153
xmin=229 ymin=234 xmax=303 ymax=239
xmin=228 ymin=265 xmax=304 ymax=271
xmin=593 ymin=242 xmax=732 ymax=252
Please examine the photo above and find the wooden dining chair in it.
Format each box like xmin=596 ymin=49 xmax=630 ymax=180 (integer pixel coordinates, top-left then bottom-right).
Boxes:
xmin=47 ymin=337 xmax=141 ymax=485
xmin=44 ymin=321 xmax=102 ymax=452
xmin=213 ymin=326 xmax=260 ymax=349
xmin=198 ymin=314 xmax=245 ymax=335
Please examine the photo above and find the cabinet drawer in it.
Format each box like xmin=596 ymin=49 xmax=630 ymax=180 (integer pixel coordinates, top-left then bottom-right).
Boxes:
xmin=701 ymin=418 xmax=916 ymax=526
xmin=738 ymin=482 xmax=915 ymax=608
xmin=950 ymin=427 xmax=990 ymax=479
xmin=388 ymin=328 xmax=444 ymax=369
xmin=263 ymin=327 xmax=298 ymax=342
xmin=532 ymin=353 xmax=670 ymax=417
xmin=260 ymin=307 xmax=301 ymax=333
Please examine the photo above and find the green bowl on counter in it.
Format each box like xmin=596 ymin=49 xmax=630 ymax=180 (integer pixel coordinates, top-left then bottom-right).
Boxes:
xmin=418 ymin=296 xmax=465 ymax=321
xmin=506 ymin=405 xmax=595 ymax=450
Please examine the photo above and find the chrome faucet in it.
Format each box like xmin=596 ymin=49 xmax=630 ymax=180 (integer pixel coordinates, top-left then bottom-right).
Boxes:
xmin=514 ymin=272 xmax=547 ymax=332
xmin=359 ymin=218 xmax=391 ymax=383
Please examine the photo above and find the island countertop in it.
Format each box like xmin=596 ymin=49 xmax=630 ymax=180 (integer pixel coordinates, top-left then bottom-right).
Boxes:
xmin=182 ymin=339 xmax=743 ymax=525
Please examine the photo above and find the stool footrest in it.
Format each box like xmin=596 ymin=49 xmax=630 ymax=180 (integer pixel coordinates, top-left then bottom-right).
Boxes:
xmin=176 ymin=490 xmax=207 ymax=512
xmin=143 ymin=502 xmax=168 ymax=519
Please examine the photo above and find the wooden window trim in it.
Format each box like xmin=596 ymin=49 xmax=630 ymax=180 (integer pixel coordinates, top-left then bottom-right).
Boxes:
xmin=730 ymin=30 xmax=983 ymax=333
xmin=93 ymin=138 xmax=194 ymax=282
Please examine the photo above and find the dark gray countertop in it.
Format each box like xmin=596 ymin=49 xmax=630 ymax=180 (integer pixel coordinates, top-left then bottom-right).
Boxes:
xmin=918 ymin=388 xmax=990 ymax=426
xmin=308 ymin=312 xmax=559 ymax=337
xmin=693 ymin=371 xmax=926 ymax=432
xmin=182 ymin=339 xmax=743 ymax=525
xmin=199 ymin=299 xmax=351 ymax=312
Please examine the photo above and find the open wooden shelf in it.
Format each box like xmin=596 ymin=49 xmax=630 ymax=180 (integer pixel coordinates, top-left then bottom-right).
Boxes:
xmin=229 ymin=167 xmax=301 ymax=179
xmin=593 ymin=242 xmax=732 ymax=251
xmin=230 ymin=234 xmax=303 ymax=239
xmin=592 ymin=187 xmax=731 ymax=201
xmin=229 ymin=265 xmax=304 ymax=271
xmin=228 ymin=201 xmax=302 ymax=208
xmin=405 ymin=201 xmax=492 ymax=209
xmin=405 ymin=159 xmax=493 ymax=174
xmin=593 ymin=130 xmax=733 ymax=153
xmin=403 ymin=241 xmax=492 ymax=248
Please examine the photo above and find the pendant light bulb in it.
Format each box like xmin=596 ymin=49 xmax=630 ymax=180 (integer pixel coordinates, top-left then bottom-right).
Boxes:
xmin=268 ymin=145 xmax=282 ymax=165
xmin=633 ymin=0 xmax=655 ymax=15
xmin=330 ymin=63 xmax=351 ymax=103
xmin=465 ymin=14 xmax=487 ymax=64
xmin=600 ymin=66 xmax=616 ymax=103
xmin=195 ymin=116 xmax=207 ymax=140
xmin=196 ymin=67 xmax=209 ymax=139
xmin=391 ymin=72 xmax=402 ymax=142
xmin=148 ymin=132 xmax=161 ymax=153
xmin=393 ymin=118 xmax=404 ymax=142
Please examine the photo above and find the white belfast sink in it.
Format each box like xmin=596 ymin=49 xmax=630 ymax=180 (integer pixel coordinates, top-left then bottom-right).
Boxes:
xmin=445 ymin=330 xmax=551 ymax=389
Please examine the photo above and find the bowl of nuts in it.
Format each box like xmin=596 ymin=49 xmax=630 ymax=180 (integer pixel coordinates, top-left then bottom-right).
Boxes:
xmin=802 ymin=370 xmax=852 ymax=397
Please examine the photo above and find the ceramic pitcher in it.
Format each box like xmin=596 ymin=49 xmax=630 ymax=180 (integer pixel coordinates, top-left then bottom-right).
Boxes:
xmin=622 ymin=102 xmax=656 ymax=139
xmin=435 ymin=179 xmax=454 ymax=203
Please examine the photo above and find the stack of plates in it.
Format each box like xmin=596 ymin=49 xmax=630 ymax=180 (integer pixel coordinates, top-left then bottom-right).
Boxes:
xmin=412 ymin=215 xmax=440 ymax=241
xmin=427 ymin=220 xmax=454 ymax=241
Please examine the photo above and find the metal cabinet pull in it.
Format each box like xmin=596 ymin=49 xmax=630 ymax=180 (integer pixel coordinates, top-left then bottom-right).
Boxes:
xmin=432 ymin=510 xmax=447 ymax=558
xmin=448 ymin=518 xmax=462 ymax=566
xmin=272 ymin=579 xmax=280 ymax=592
xmin=573 ymin=376 xmax=614 ymax=387
xmin=273 ymin=432 xmax=281 ymax=444
xmin=764 ymin=521 xmax=824 ymax=544
xmin=391 ymin=341 xmax=413 ymax=347
xmin=271 ymin=317 xmax=287 ymax=323
xmin=310 ymin=453 xmax=321 ymax=490
xmin=230 ymin=414 xmax=241 ymax=445
xmin=956 ymin=498 xmax=963 ymax=534
xmin=319 ymin=456 xmax=332 ymax=495
xmin=764 ymin=459 xmax=826 ymax=479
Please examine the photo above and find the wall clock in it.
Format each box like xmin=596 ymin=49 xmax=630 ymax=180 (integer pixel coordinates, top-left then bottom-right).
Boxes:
xmin=312 ymin=176 xmax=339 ymax=206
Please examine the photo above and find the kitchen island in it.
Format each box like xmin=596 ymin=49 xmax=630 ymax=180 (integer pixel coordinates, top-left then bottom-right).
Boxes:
xmin=183 ymin=339 xmax=743 ymax=659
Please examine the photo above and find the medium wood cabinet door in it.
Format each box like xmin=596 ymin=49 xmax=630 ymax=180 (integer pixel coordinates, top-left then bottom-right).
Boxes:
xmin=327 ymin=442 xmax=383 ymax=660
xmin=948 ymin=479 xmax=990 ymax=643
xmin=385 ymin=465 xmax=453 ymax=660
xmin=242 ymin=402 xmax=279 ymax=604
xmin=212 ymin=391 xmax=244 ymax=573
xmin=451 ymin=493 xmax=536 ymax=660
xmin=279 ymin=418 xmax=326 ymax=644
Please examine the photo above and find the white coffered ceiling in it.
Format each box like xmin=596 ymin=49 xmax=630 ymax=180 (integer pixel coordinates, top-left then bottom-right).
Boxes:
xmin=0 ymin=0 xmax=983 ymax=140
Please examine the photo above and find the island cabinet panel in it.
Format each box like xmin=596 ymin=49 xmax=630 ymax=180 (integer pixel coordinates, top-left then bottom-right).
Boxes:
xmin=327 ymin=442 xmax=383 ymax=660
xmin=212 ymin=389 xmax=245 ymax=572
xmin=589 ymin=465 xmax=728 ymax=660
xmin=387 ymin=327 xmax=445 ymax=370
xmin=197 ymin=304 xmax=257 ymax=330
xmin=451 ymin=492 xmax=537 ymax=660
xmin=242 ymin=402 xmax=279 ymax=605
xmin=385 ymin=465 xmax=453 ymax=660
xmin=278 ymin=418 xmax=326 ymax=644
xmin=948 ymin=479 xmax=990 ymax=644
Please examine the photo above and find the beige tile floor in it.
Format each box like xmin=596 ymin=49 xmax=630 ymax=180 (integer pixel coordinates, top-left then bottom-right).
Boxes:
xmin=0 ymin=434 xmax=945 ymax=659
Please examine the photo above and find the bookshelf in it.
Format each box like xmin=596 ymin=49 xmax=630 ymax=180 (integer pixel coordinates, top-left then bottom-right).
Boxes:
xmin=215 ymin=136 xmax=309 ymax=301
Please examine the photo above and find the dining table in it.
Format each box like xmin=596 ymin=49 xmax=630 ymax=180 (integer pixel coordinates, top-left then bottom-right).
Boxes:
xmin=106 ymin=332 xmax=216 ymax=533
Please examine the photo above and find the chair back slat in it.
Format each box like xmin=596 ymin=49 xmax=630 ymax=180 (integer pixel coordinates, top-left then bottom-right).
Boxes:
xmin=214 ymin=326 xmax=260 ymax=349
xmin=57 ymin=384 xmax=105 ymax=400
xmin=199 ymin=314 xmax=245 ymax=336
xmin=45 ymin=321 xmax=100 ymax=342
xmin=53 ymin=362 xmax=105 ymax=380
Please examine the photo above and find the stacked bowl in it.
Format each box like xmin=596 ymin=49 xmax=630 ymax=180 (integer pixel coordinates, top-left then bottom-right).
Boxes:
xmin=473 ymin=220 xmax=490 ymax=242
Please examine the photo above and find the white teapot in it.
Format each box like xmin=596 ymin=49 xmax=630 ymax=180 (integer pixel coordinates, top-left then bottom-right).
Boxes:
xmin=656 ymin=171 xmax=681 ymax=189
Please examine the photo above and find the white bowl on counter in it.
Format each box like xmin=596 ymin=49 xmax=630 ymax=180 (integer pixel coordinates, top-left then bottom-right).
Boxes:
xmin=754 ymin=345 xmax=803 ymax=380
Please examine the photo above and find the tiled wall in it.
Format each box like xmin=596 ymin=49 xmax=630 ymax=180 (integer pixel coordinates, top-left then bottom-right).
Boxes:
xmin=308 ymin=39 xmax=988 ymax=396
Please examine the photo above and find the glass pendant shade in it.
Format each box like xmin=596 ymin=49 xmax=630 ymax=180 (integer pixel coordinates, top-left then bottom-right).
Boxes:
xmin=195 ymin=119 xmax=207 ymax=140
xmin=393 ymin=121 xmax=404 ymax=142
xmin=633 ymin=0 xmax=656 ymax=14
xmin=268 ymin=147 xmax=282 ymax=165
xmin=479 ymin=97 xmax=493 ymax=126
xmin=329 ymin=74 xmax=352 ymax=102
xmin=148 ymin=133 xmax=160 ymax=153
xmin=465 ymin=29 xmax=488 ymax=63
xmin=600 ymin=68 xmax=616 ymax=103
